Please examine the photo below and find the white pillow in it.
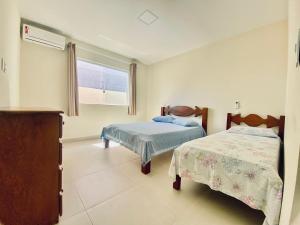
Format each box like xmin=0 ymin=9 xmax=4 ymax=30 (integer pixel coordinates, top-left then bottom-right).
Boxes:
xmin=171 ymin=115 xmax=202 ymax=126
xmin=227 ymin=126 xmax=278 ymax=138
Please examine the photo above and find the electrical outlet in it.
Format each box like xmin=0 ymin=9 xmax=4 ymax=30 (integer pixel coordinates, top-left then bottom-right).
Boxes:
xmin=235 ymin=101 xmax=240 ymax=110
xmin=1 ymin=58 xmax=4 ymax=72
xmin=297 ymin=29 xmax=300 ymax=67
xmin=1 ymin=58 xmax=7 ymax=73
xmin=3 ymin=62 xmax=7 ymax=73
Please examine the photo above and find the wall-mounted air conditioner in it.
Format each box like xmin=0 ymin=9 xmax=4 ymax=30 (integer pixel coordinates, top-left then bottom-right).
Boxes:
xmin=22 ymin=24 xmax=66 ymax=50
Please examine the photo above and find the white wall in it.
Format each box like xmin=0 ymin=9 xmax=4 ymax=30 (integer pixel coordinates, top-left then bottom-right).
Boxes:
xmin=291 ymin=159 xmax=300 ymax=225
xmin=281 ymin=0 xmax=300 ymax=224
xmin=146 ymin=21 xmax=288 ymax=134
xmin=20 ymin=40 xmax=148 ymax=139
xmin=0 ymin=0 xmax=20 ymax=107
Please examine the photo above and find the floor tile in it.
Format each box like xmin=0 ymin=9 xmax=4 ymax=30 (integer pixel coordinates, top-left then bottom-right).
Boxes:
xmin=61 ymin=139 xmax=264 ymax=225
xmin=63 ymin=142 xmax=138 ymax=180
xmin=75 ymin=169 xmax=135 ymax=209
xmin=58 ymin=212 xmax=92 ymax=225
xmin=87 ymin=184 xmax=174 ymax=225
xmin=60 ymin=182 xmax=85 ymax=221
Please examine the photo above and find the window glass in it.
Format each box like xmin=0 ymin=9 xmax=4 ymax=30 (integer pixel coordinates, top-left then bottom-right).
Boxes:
xmin=77 ymin=60 xmax=128 ymax=105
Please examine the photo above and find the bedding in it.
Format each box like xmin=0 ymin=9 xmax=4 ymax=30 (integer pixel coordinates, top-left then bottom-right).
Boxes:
xmin=172 ymin=118 xmax=199 ymax=127
xmin=101 ymin=122 xmax=206 ymax=165
xmin=152 ymin=115 xmax=175 ymax=123
xmin=228 ymin=126 xmax=278 ymax=138
xmin=169 ymin=130 xmax=282 ymax=225
xmin=172 ymin=115 xmax=202 ymax=126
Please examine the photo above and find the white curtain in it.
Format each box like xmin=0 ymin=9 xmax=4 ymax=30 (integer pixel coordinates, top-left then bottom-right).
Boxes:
xmin=128 ymin=63 xmax=137 ymax=115
xmin=67 ymin=42 xmax=79 ymax=116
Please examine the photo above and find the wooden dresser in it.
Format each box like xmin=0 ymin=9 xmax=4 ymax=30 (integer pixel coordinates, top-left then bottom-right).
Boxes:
xmin=0 ymin=108 xmax=63 ymax=225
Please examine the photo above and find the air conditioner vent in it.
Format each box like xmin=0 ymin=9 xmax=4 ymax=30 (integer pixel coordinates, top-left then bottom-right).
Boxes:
xmin=22 ymin=24 xmax=66 ymax=50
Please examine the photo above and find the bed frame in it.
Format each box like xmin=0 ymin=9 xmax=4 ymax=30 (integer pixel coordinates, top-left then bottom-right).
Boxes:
xmin=104 ymin=105 xmax=208 ymax=175
xmin=161 ymin=106 xmax=208 ymax=133
xmin=140 ymin=106 xmax=208 ymax=174
xmin=173 ymin=113 xmax=285 ymax=190
xmin=226 ymin=113 xmax=285 ymax=140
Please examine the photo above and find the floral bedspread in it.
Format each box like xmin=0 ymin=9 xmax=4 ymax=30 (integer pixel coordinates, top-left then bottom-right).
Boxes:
xmin=169 ymin=131 xmax=283 ymax=225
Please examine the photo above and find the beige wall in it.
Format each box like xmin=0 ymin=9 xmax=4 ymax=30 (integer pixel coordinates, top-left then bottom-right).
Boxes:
xmin=146 ymin=21 xmax=288 ymax=134
xmin=0 ymin=0 xmax=20 ymax=107
xmin=20 ymin=41 xmax=147 ymax=139
xmin=281 ymin=0 xmax=300 ymax=225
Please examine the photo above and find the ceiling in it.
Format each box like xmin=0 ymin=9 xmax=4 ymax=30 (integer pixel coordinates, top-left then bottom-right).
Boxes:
xmin=18 ymin=0 xmax=288 ymax=64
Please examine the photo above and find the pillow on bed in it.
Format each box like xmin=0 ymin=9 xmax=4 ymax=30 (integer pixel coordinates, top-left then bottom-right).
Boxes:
xmin=172 ymin=115 xmax=202 ymax=126
xmin=227 ymin=126 xmax=278 ymax=138
xmin=172 ymin=118 xmax=199 ymax=127
xmin=152 ymin=115 xmax=175 ymax=123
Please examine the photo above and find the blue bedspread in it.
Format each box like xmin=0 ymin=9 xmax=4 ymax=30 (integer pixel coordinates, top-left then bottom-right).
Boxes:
xmin=101 ymin=122 xmax=206 ymax=165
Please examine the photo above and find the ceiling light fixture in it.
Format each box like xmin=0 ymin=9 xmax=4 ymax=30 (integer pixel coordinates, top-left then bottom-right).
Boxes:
xmin=138 ymin=10 xmax=159 ymax=25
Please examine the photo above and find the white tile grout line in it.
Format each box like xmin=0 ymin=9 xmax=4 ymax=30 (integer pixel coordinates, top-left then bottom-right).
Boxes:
xmin=71 ymin=164 xmax=140 ymax=221
xmin=85 ymin=183 xmax=140 ymax=212
xmin=86 ymin=210 xmax=94 ymax=225
xmin=61 ymin=141 xmax=172 ymax=224
xmin=78 ymin=175 xmax=138 ymax=209
xmin=58 ymin=183 xmax=88 ymax=223
xmin=83 ymin=182 xmax=143 ymax=224
xmin=65 ymin=159 xmax=138 ymax=183
xmin=78 ymin=161 xmax=147 ymax=210
xmin=73 ymin=184 xmax=95 ymax=225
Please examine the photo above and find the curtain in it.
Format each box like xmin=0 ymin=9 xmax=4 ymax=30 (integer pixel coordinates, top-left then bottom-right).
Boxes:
xmin=128 ymin=63 xmax=137 ymax=115
xmin=67 ymin=42 xmax=79 ymax=116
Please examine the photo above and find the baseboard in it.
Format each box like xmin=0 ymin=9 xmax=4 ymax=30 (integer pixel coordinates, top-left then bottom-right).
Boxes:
xmin=61 ymin=135 xmax=100 ymax=143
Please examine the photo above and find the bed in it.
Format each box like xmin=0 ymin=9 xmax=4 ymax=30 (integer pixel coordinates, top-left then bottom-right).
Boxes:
xmin=169 ymin=113 xmax=285 ymax=225
xmin=101 ymin=106 xmax=208 ymax=174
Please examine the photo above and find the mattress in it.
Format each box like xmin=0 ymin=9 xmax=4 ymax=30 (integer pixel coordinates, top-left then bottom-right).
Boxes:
xmin=101 ymin=122 xmax=206 ymax=164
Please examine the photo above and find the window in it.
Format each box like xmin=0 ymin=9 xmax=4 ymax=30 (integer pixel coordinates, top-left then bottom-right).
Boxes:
xmin=77 ymin=60 xmax=129 ymax=105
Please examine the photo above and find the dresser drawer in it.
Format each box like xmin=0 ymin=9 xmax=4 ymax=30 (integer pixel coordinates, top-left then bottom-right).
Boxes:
xmin=0 ymin=110 xmax=64 ymax=225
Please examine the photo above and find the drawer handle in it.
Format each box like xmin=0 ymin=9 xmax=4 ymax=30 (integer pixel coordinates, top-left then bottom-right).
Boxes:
xmin=59 ymin=194 xmax=63 ymax=216
xmin=59 ymin=142 xmax=63 ymax=165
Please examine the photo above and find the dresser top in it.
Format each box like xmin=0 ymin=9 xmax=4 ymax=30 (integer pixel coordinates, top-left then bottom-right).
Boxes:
xmin=0 ymin=107 xmax=63 ymax=114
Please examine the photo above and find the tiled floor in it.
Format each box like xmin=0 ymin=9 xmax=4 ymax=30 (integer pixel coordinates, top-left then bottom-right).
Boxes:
xmin=58 ymin=139 xmax=264 ymax=225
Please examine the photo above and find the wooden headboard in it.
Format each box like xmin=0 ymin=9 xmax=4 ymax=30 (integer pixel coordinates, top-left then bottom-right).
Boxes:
xmin=226 ymin=113 xmax=285 ymax=140
xmin=161 ymin=106 xmax=208 ymax=133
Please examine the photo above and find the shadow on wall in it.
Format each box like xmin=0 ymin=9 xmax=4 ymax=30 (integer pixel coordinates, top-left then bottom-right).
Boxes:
xmin=291 ymin=146 xmax=300 ymax=225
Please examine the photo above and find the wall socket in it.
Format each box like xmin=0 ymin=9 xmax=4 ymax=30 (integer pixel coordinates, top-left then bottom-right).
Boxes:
xmin=296 ymin=29 xmax=300 ymax=68
xmin=235 ymin=101 xmax=240 ymax=110
xmin=1 ymin=57 xmax=7 ymax=73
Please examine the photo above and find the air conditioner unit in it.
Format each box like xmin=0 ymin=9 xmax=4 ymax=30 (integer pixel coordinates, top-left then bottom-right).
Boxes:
xmin=22 ymin=24 xmax=66 ymax=50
